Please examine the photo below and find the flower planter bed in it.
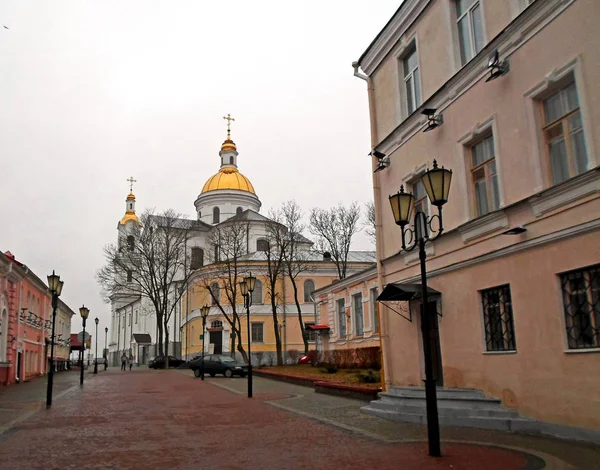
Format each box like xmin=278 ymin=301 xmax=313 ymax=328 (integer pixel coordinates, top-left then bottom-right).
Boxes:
xmin=314 ymin=381 xmax=381 ymax=401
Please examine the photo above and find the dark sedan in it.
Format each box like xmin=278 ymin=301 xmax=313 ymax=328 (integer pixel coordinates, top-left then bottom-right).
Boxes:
xmin=189 ymin=354 xmax=248 ymax=378
xmin=148 ymin=355 xmax=186 ymax=369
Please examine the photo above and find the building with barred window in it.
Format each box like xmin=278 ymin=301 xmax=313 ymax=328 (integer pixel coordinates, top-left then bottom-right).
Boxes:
xmin=355 ymin=0 xmax=600 ymax=442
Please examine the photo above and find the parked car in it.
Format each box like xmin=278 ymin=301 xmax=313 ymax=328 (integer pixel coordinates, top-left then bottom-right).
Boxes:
xmin=188 ymin=354 xmax=248 ymax=378
xmin=148 ymin=355 xmax=186 ymax=369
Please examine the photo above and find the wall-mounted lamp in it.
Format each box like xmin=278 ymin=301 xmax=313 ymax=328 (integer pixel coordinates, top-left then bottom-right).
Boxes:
xmin=486 ymin=50 xmax=509 ymax=82
xmin=422 ymin=108 xmax=443 ymax=133
xmin=369 ymin=149 xmax=390 ymax=173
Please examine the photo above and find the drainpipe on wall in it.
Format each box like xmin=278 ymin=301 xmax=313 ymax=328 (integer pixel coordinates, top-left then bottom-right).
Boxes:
xmin=353 ymin=60 xmax=388 ymax=391
xmin=282 ymin=276 xmax=287 ymax=361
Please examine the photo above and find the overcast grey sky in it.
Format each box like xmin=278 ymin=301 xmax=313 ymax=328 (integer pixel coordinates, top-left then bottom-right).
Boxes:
xmin=0 ymin=1 xmax=399 ymax=345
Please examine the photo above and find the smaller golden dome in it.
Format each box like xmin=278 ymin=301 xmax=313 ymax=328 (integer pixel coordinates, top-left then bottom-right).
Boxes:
xmin=120 ymin=211 xmax=141 ymax=226
xmin=126 ymin=192 xmax=135 ymax=201
xmin=221 ymin=139 xmax=237 ymax=152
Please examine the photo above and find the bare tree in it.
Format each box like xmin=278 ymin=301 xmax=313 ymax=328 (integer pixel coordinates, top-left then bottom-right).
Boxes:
xmin=364 ymin=201 xmax=376 ymax=246
xmin=199 ymin=219 xmax=249 ymax=361
xmin=261 ymin=216 xmax=290 ymax=366
xmin=309 ymin=202 xmax=362 ymax=280
xmin=97 ymin=209 xmax=195 ymax=363
xmin=277 ymin=201 xmax=313 ymax=355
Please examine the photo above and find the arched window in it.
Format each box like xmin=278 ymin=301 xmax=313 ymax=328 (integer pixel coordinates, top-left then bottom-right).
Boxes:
xmin=198 ymin=211 xmax=202 ymax=220
xmin=229 ymin=156 xmax=234 ymax=164
xmin=213 ymin=207 xmax=220 ymax=224
xmin=211 ymin=320 xmax=223 ymax=329
xmin=236 ymin=206 xmax=243 ymax=215
xmin=210 ymin=283 xmax=220 ymax=305
xmin=252 ymin=279 xmax=263 ymax=305
xmin=127 ymin=235 xmax=135 ymax=251
xmin=191 ymin=247 xmax=204 ymax=269
xmin=257 ymin=239 xmax=269 ymax=252
xmin=304 ymin=279 xmax=315 ymax=303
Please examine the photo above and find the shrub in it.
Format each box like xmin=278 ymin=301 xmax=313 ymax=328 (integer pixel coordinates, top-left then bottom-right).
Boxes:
xmin=358 ymin=369 xmax=381 ymax=384
xmin=319 ymin=364 xmax=338 ymax=374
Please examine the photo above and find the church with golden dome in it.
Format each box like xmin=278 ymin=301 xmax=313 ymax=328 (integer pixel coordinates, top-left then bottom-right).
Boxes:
xmin=107 ymin=115 xmax=375 ymax=366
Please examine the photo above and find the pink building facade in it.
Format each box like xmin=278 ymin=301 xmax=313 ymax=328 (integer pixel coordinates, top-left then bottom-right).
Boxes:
xmin=1 ymin=252 xmax=74 ymax=386
xmin=356 ymin=0 xmax=600 ymax=439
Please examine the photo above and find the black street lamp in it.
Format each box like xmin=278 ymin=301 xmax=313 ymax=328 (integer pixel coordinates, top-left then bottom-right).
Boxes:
xmin=79 ymin=305 xmax=89 ymax=386
xmin=93 ymin=317 xmax=99 ymax=374
xmin=104 ymin=327 xmax=108 ymax=370
xmin=200 ymin=305 xmax=210 ymax=380
xmin=388 ymin=160 xmax=452 ymax=458
xmin=46 ymin=271 xmax=64 ymax=408
xmin=239 ymin=273 xmax=256 ymax=398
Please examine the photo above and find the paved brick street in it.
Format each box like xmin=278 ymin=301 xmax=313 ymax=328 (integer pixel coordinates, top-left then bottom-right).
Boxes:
xmin=0 ymin=368 xmax=598 ymax=469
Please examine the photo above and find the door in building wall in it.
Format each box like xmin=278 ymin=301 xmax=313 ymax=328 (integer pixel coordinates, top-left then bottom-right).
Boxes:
xmin=420 ymin=301 xmax=443 ymax=387
xmin=16 ymin=351 xmax=21 ymax=383
xmin=209 ymin=330 xmax=223 ymax=355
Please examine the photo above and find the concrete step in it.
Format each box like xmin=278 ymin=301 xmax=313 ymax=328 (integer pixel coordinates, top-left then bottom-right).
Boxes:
xmin=378 ymin=392 xmax=503 ymax=409
xmin=387 ymin=386 xmax=486 ymax=400
xmin=367 ymin=399 xmax=521 ymax=419
xmin=361 ymin=405 xmax=540 ymax=434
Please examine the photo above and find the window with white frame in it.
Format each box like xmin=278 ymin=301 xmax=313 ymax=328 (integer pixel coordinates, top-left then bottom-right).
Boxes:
xmin=252 ymin=279 xmax=263 ymax=305
xmin=456 ymin=0 xmax=485 ymax=65
xmin=251 ymin=322 xmax=264 ymax=343
xmin=403 ymin=44 xmax=421 ymax=115
xmin=470 ymin=134 xmax=500 ymax=217
xmin=303 ymin=279 xmax=315 ymax=303
xmin=353 ymin=293 xmax=364 ymax=336
xmin=542 ymin=81 xmax=588 ymax=185
xmin=337 ymin=299 xmax=346 ymax=338
xmin=560 ymin=265 xmax=599 ymax=349
xmin=370 ymin=287 xmax=379 ymax=333
xmin=210 ymin=283 xmax=220 ymax=305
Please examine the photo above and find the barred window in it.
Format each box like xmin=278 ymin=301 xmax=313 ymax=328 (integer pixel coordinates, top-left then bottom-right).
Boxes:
xmin=481 ymin=285 xmax=516 ymax=351
xmin=560 ymin=265 xmax=600 ymax=349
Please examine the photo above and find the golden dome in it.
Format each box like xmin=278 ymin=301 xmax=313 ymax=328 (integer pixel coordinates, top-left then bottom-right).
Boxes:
xmin=120 ymin=212 xmax=141 ymax=225
xmin=221 ymin=139 xmax=237 ymax=152
xmin=126 ymin=192 xmax=135 ymax=201
xmin=201 ymin=167 xmax=255 ymax=194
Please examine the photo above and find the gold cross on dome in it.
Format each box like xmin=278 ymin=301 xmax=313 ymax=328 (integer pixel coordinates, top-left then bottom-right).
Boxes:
xmin=127 ymin=176 xmax=137 ymax=192
xmin=223 ymin=113 xmax=235 ymax=139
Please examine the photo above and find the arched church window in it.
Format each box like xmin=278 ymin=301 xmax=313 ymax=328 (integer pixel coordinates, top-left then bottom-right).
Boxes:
xmin=198 ymin=211 xmax=201 ymax=220
xmin=210 ymin=283 xmax=220 ymax=305
xmin=129 ymin=203 xmax=133 ymax=210
xmin=213 ymin=207 xmax=220 ymax=224
xmin=252 ymin=279 xmax=263 ymax=305
xmin=257 ymin=239 xmax=270 ymax=252
xmin=191 ymin=247 xmax=204 ymax=270
xmin=303 ymin=279 xmax=315 ymax=303
xmin=127 ymin=235 xmax=135 ymax=251
xmin=229 ymin=156 xmax=234 ymax=165
xmin=236 ymin=207 xmax=243 ymax=215
xmin=211 ymin=320 xmax=223 ymax=329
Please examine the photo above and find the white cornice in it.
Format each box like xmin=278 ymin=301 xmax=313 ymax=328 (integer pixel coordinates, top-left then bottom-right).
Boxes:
xmin=360 ymin=0 xmax=431 ymax=76
xmin=374 ymin=0 xmax=575 ymax=155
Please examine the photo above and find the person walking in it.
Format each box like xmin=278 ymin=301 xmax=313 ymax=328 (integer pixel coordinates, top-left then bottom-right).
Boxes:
xmin=121 ymin=352 xmax=127 ymax=371
xmin=129 ymin=354 xmax=134 ymax=371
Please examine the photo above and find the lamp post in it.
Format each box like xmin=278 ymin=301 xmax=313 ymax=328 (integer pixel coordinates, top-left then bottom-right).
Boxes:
xmin=104 ymin=327 xmax=108 ymax=370
xmin=388 ymin=160 xmax=452 ymax=458
xmin=46 ymin=271 xmax=64 ymax=408
xmin=200 ymin=305 xmax=210 ymax=380
xmin=239 ymin=273 xmax=256 ymax=398
xmin=79 ymin=305 xmax=89 ymax=386
xmin=93 ymin=318 xmax=99 ymax=374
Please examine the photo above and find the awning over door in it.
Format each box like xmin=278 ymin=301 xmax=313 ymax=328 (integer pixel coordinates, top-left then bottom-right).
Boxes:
xmin=305 ymin=324 xmax=330 ymax=332
xmin=377 ymin=283 xmax=441 ymax=322
xmin=376 ymin=283 xmax=441 ymax=302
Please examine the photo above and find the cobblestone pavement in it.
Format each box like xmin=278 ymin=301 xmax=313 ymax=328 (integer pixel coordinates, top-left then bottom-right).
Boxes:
xmin=0 ymin=369 xmax=596 ymax=469
xmin=0 ymin=367 xmax=106 ymax=434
